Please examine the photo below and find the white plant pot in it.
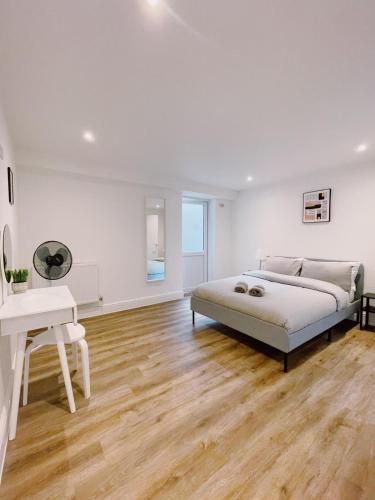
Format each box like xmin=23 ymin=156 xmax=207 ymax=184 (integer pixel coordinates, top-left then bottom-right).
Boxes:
xmin=12 ymin=282 xmax=28 ymax=294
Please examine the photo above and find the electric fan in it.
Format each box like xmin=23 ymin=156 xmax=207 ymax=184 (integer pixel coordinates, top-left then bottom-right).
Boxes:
xmin=33 ymin=241 xmax=73 ymax=280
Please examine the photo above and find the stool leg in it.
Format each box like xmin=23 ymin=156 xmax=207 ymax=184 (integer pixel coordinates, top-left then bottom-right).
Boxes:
xmin=23 ymin=344 xmax=43 ymax=406
xmin=78 ymin=339 xmax=91 ymax=399
xmin=72 ymin=342 xmax=79 ymax=371
xmin=55 ymin=329 xmax=76 ymax=413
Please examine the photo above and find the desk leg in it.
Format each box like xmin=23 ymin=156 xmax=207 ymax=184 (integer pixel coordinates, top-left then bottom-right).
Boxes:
xmin=73 ymin=306 xmax=78 ymax=325
xmin=55 ymin=328 xmax=76 ymax=413
xmin=9 ymin=332 xmax=27 ymax=441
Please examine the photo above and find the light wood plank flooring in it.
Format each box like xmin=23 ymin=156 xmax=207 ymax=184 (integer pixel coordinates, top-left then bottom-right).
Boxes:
xmin=1 ymin=298 xmax=375 ymax=499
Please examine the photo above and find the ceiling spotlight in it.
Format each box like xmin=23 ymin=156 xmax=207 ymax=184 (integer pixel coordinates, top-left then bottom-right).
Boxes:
xmin=147 ymin=0 xmax=160 ymax=6
xmin=355 ymin=143 xmax=368 ymax=153
xmin=247 ymin=176 xmax=253 ymax=182
xmin=82 ymin=131 xmax=95 ymax=143
xmin=156 ymin=204 xmax=160 ymax=208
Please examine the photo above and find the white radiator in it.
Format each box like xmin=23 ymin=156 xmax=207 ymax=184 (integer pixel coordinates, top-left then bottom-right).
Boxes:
xmin=32 ymin=262 xmax=100 ymax=305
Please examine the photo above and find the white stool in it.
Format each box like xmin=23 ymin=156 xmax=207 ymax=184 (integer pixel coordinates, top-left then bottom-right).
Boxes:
xmin=23 ymin=323 xmax=91 ymax=413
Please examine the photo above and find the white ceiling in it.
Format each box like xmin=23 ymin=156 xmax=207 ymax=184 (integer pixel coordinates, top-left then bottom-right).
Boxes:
xmin=1 ymin=0 xmax=375 ymax=192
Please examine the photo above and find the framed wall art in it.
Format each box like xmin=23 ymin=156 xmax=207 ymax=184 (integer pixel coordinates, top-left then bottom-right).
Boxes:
xmin=303 ymin=188 xmax=331 ymax=223
xmin=7 ymin=167 xmax=14 ymax=205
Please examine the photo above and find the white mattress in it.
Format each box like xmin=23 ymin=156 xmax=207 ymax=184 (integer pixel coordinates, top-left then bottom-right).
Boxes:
xmin=192 ymin=271 xmax=349 ymax=334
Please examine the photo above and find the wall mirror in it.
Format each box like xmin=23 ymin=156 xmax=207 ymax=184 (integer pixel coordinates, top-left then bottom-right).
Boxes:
xmin=2 ymin=224 xmax=13 ymax=286
xmin=146 ymin=198 xmax=165 ymax=282
xmin=0 ymin=228 xmax=2 ymax=303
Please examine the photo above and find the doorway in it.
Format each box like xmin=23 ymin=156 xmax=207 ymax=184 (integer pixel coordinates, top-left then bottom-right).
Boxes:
xmin=182 ymin=199 xmax=208 ymax=291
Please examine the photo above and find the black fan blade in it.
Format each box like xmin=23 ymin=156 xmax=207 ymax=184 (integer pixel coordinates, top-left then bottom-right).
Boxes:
xmin=54 ymin=247 xmax=70 ymax=262
xmin=48 ymin=266 xmax=64 ymax=279
xmin=36 ymin=246 xmax=51 ymax=262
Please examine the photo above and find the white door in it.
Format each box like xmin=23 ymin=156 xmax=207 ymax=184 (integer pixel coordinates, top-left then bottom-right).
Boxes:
xmin=182 ymin=200 xmax=208 ymax=291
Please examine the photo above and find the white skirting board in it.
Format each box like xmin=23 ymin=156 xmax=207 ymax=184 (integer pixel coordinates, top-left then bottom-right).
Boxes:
xmin=0 ymin=380 xmax=12 ymax=484
xmin=77 ymin=290 xmax=184 ymax=319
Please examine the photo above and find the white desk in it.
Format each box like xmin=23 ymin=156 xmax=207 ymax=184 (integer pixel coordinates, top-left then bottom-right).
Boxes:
xmin=0 ymin=286 xmax=77 ymax=440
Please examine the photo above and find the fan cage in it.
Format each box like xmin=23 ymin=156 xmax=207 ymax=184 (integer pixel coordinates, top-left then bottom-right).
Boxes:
xmin=33 ymin=240 xmax=73 ymax=281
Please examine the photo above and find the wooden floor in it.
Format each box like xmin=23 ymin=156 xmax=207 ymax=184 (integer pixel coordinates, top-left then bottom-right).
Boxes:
xmin=1 ymin=299 xmax=375 ymax=499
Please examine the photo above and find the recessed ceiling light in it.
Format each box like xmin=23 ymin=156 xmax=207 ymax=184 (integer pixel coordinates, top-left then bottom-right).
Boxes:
xmin=247 ymin=176 xmax=253 ymax=182
xmin=147 ymin=0 xmax=160 ymax=6
xmin=156 ymin=204 xmax=160 ymax=208
xmin=355 ymin=143 xmax=368 ymax=153
xmin=82 ymin=130 xmax=95 ymax=143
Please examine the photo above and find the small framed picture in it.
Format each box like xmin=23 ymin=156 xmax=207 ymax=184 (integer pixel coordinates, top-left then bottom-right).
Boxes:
xmin=7 ymin=167 xmax=14 ymax=205
xmin=303 ymin=188 xmax=331 ymax=223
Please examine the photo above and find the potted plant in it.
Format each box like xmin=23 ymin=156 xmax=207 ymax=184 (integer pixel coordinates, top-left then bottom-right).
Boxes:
xmin=11 ymin=269 xmax=29 ymax=294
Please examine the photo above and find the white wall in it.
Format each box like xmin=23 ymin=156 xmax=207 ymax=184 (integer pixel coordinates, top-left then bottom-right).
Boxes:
xmin=18 ymin=168 xmax=183 ymax=316
xmin=233 ymin=164 xmax=375 ymax=290
xmin=0 ymin=104 xmax=18 ymax=479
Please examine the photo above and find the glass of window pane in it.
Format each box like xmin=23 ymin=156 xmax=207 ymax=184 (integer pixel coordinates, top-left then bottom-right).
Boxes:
xmin=182 ymin=203 xmax=204 ymax=253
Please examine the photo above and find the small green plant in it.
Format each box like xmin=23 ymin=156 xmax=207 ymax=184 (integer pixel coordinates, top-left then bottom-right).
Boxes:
xmin=11 ymin=269 xmax=29 ymax=283
xmin=5 ymin=269 xmax=12 ymax=283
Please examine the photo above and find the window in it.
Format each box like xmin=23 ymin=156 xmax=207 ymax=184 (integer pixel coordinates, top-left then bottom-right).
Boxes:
xmin=182 ymin=202 xmax=205 ymax=253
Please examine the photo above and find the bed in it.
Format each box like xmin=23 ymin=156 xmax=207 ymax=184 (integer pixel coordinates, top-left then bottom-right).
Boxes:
xmin=191 ymin=258 xmax=364 ymax=371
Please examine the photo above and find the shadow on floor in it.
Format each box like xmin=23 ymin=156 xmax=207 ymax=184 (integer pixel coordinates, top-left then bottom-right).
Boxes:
xmin=192 ymin=316 xmax=357 ymax=371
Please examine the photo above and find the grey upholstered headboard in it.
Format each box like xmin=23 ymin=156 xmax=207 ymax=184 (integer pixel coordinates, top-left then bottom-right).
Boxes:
xmin=266 ymin=256 xmax=364 ymax=300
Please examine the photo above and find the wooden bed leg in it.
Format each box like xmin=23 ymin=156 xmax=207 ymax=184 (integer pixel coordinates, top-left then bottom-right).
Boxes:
xmin=327 ymin=329 xmax=332 ymax=343
xmin=283 ymin=353 xmax=288 ymax=373
xmin=192 ymin=310 xmax=195 ymax=326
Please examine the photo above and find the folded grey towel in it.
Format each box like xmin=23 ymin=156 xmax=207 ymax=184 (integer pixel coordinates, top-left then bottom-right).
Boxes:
xmin=249 ymin=284 xmax=265 ymax=297
xmin=234 ymin=281 xmax=249 ymax=293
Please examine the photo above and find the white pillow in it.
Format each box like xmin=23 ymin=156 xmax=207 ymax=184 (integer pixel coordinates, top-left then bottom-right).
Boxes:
xmin=301 ymin=260 xmax=360 ymax=298
xmin=260 ymin=257 xmax=303 ymax=276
